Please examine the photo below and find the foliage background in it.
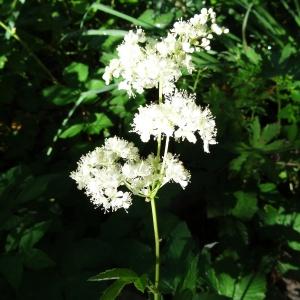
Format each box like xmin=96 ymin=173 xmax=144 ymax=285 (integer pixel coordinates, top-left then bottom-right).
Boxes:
xmin=0 ymin=0 xmax=300 ymax=299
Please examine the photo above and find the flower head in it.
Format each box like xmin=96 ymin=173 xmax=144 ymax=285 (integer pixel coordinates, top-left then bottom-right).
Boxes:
xmin=70 ymin=137 xmax=191 ymax=212
xmin=70 ymin=137 xmax=138 ymax=212
xmin=103 ymin=9 xmax=228 ymax=96
xmin=132 ymin=89 xmax=217 ymax=153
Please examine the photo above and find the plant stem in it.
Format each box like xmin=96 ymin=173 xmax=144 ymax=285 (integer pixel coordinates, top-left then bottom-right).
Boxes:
xmin=150 ymin=196 xmax=160 ymax=300
xmin=156 ymin=80 xmax=163 ymax=158
xmin=150 ymin=80 xmax=164 ymax=299
xmin=242 ymin=3 xmax=253 ymax=51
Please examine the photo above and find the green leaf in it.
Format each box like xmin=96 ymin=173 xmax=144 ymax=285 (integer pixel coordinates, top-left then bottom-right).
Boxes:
xmin=133 ymin=274 xmax=148 ymax=293
xmin=178 ymin=254 xmax=199 ymax=293
xmin=64 ymin=62 xmax=89 ymax=83
xmin=101 ymin=279 xmax=129 ymax=300
xmin=261 ymin=205 xmax=278 ymax=225
xmin=217 ymin=273 xmax=235 ymax=297
xmin=229 ymin=153 xmax=249 ymax=172
xmin=263 ymin=140 xmax=285 ymax=152
xmin=59 ymin=124 xmax=84 ymax=138
xmin=0 ymin=55 xmax=7 ymax=69
xmin=23 ymin=248 xmax=55 ymax=270
xmin=167 ymin=222 xmax=192 ymax=259
xmin=277 ymin=261 xmax=299 ymax=274
xmin=245 ymin=47 xmax=261 ymax=65
xmin=279 ymin=43 xmax=296 ymax=64
xmin=291 ymin=90 xmax=300 ymax=102
xmin=85 ymin=113 xmax=113 ymax=135
xmin=138 ymin=9 xmax=155 ymax=25
xmin=19 ymin=221 xmax=49 ymax=251
xmin=16 ymin=175 xmax=55 ymax=203
xmin=250 ymin=117 xmax=261 ymax=147
xmin=286 ymin=123 xmax=298 ymax=141
xmin=231 ymin=191 xmax=258 ymax=220
xmin=260 ymin=123 xmax=280 ymax=144
xmin=154 ymin=12 xmax=174 ymax=28
xmin=91 ymin=3 xmax=154 ymax=29
xmin=43 ymin=85 xmax=78 ymax=106
xmin=233 ymin=274 xmax=266 ymax=300
xmin=88 ymin=268 xmax=137 ymax=282
xmin=258 ymin=183 xmax=276 ymax=193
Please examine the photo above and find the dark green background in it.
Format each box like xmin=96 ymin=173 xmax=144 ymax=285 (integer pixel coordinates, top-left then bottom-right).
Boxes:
xmin=0 ymin=0 xmax=299 ymax=299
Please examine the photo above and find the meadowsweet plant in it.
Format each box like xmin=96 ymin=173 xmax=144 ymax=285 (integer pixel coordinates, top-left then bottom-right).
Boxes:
xmin=71 ymin=7 xmax=228 ymax=299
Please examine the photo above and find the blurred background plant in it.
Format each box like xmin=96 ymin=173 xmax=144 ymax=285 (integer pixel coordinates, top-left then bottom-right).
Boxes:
xmin=0 ymin=0 xmax=299 ymax=299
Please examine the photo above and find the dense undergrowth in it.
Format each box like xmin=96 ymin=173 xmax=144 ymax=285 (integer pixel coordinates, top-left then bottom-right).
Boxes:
xmin=0 ymin=0 xmax=300 ymax=299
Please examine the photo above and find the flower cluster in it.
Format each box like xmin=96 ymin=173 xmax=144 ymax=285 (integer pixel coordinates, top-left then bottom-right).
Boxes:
xmin=70 ymin=137 xmax=190 ymax=212
xmin=131 ymin=89 xmax=217 ymax=152
xmin=71 ymin=9 xmax=224 ymax=212
xmin=103 ymin=8 xmax=228 ymax=97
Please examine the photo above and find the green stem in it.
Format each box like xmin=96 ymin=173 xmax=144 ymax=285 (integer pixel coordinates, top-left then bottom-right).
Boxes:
xmin=242 ymin=3 xmax=253 ymax=51
xmin=150 ymin=196 xmax=160 ymax=300
xmin=160 ymin=135 xmax=170 ymax=175
xmin=156 ymin=80 xmax=163 ymax=158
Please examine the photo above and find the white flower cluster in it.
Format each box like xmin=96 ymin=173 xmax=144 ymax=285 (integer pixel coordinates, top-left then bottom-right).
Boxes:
xmin=132 ymin=89 xmax=217 ymax=153
xmin=103 ymin=8 xmax=228 ymax=97
xmin=70 ymin=137 xmax=190 ymax=212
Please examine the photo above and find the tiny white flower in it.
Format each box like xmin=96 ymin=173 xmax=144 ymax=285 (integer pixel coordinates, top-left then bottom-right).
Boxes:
xmin=211 ymin=23 xmax=223 ymax=35
xmin=132 ymin=89 xmax=217 ymax=153
xmin=162 ymin=153 xmax=191 ymax=189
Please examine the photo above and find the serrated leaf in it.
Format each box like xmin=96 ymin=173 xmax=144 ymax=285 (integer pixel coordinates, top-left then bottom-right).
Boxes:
xmin=59 ymin=124 xmax=84 ymax=138
xmin=231 ymin=191 xmax=257 ymax=220
xmin=64 ymin=62 xmax=89 ymax=82
xmin=279 ymin=43 xmax=296 ymax=64
xmin=133 ymin=274 xmax=148 ymax=293
xmin=229 ymin=153 xmax=249 ymax=172
xmin=250 ymin=117 xmax=261 ymax=147
xmin=260 ymin=123 xmax=280 ymax=144
xmin=245 ymin=47 xmax=261 ymax=65
xmin=263 ymin=140 xmax=285 ymax=152
xmin=88 ymin=268 xmax=137 ymax=282
xmin=277 ymin=261 xmax=299 ymax=274
xmin=85 ymin=113 xmax=113 ymax=135
xmin=101 ymin=279 xmax=129 ymax=300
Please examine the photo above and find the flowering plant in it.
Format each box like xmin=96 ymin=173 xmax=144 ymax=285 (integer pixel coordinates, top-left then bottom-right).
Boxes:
xmin=71 ymin=8 xmax=227 ymax=299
